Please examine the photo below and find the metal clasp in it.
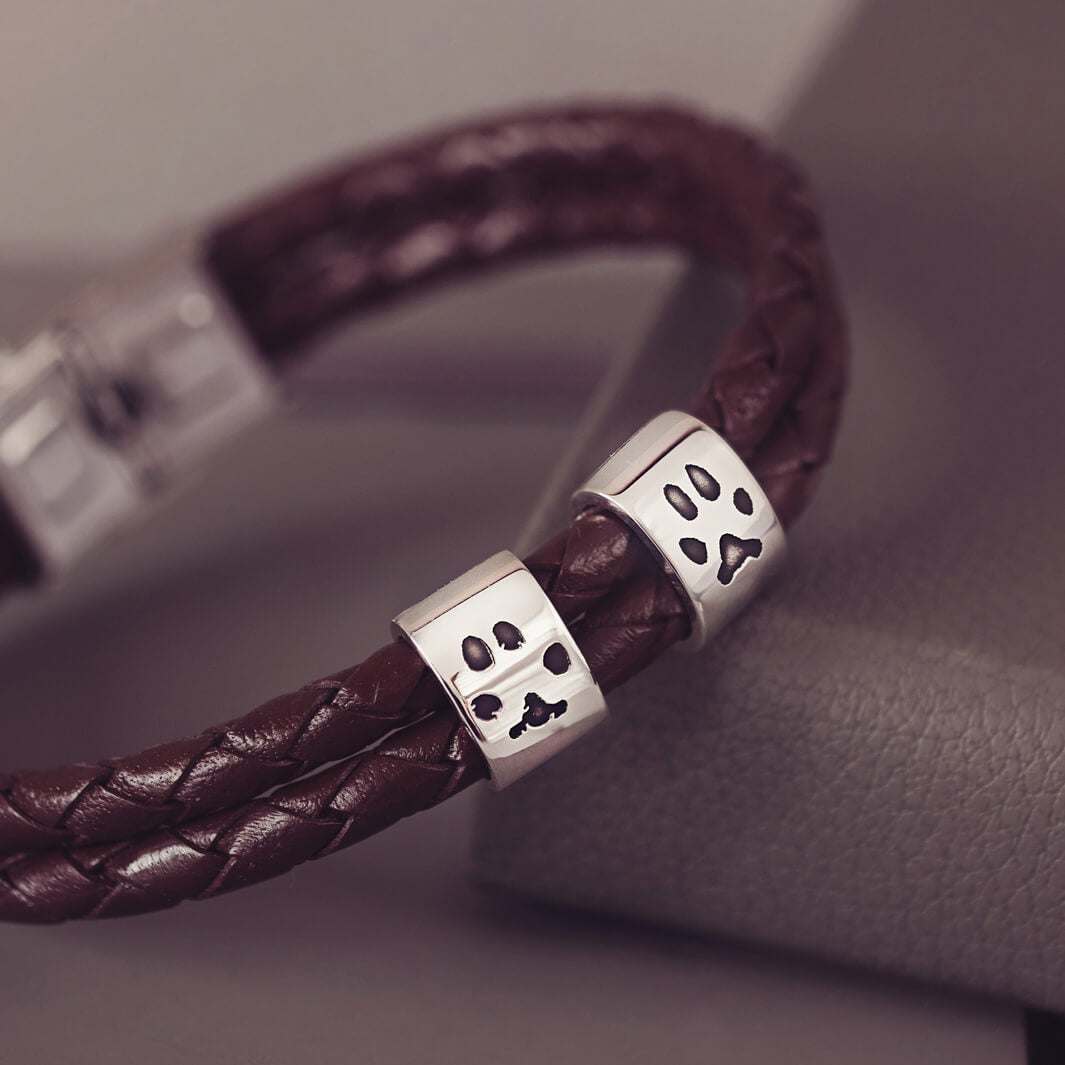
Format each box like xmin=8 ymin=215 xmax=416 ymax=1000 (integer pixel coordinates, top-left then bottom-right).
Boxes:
xmin=0 ymin=238 xmax=275 ymax=577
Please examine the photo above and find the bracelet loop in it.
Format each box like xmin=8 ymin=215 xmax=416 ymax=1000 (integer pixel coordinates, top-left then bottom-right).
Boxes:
xmin=0 ymin=102 xmax=847 ymax=923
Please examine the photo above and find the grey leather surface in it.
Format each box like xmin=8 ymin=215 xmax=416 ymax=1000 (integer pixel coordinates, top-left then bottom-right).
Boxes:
xmin=474 ymin=0 xmax=1065 ymax=1012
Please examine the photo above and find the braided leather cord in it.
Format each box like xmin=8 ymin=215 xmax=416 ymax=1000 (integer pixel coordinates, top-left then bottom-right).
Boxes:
xmin=0 ymin=103 xmax=847 ymax=920
xmin=0 ymin=512 xmax=648 ymax=856
xmin=0 ymin=566 xmax=683 ymax=922
xmin=208 ymin=103 xmax=846 ymax=525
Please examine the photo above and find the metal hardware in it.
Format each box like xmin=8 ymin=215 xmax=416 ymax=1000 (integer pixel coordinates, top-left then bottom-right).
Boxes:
xmin=572 ymin=411 xmax=786 ymax=650
xmin=0 ymin=237 xmax=275 ymax=575
xmin=393 ymin=550 xmax=607 ymax=788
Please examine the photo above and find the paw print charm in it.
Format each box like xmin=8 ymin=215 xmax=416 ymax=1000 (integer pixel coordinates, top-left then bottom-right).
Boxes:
xmin=393 ymin=551 xmax=607 ymax=788
xmin=572 ymin=411 xmax=785 ymax=650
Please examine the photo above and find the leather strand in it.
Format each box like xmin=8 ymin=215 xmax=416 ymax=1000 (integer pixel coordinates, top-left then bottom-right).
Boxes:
xmin=0 ymin=510 xmax=645 ymax=856
xmin=0 ymin=711 xmax=484 ymax=923
xmin=0 ymin=563 xmax=686 ymax=922
xmin=209 ymin=102 xmax=846 ymax=527
xmin=0 ymin=102 xmax=846 ymax=920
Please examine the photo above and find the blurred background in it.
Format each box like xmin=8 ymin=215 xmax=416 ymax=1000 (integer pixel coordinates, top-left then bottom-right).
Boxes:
xmin=0 ymin=2 xmax=1060 ymax=1062
xmin=0 ymin=1 xmax=853 ymax=252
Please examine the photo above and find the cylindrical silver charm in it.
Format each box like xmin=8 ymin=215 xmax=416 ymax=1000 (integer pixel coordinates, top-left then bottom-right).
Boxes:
xmin=392 ymin=551 xmax=607 ymax=788
xmin=572 ymin=411 xmax=785 ymax=651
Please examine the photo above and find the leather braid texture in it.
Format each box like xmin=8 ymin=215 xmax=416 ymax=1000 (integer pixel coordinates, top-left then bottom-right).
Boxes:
xmin=0 ymin=712 xmax=483 ymax=923
xmin=0 ymin=102 xmax=847 ymax=922
xmin=0 ymin=558 xmax=686 ymax=922
xmin=208 ymin=102 xmax=846 ymax=528
xmin=0 ymin=512 xmax=647 ymax=857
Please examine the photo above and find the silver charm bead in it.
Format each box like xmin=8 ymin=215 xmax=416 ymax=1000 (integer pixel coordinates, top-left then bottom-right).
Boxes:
xmin=393 ymin=551 xmax=607 ymax=788
xmin=572 ymin=411 xmax=785 ymax=651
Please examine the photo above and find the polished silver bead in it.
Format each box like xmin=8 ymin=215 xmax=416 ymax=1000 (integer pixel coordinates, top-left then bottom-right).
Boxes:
xmin=393 ymin=550 xmax=607 ymax=788
xmin=572 ymin=411 xmax=785 ymax=651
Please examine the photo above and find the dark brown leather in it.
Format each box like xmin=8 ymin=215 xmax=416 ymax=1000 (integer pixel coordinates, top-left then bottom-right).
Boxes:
xmin=208 ymin=103 xmax=846 ymax=527
xmin=0 ymin=710 xmax=483 ymax=922
xmin=0 ymin=563 xmax=686 ymax=921
xmin=0 ymin=102 xmax=846 ymax=920
xmin=0 ymin=503 xmax=40 ymax=590
xmin=0 ymin=510 xmax=654 ymax=856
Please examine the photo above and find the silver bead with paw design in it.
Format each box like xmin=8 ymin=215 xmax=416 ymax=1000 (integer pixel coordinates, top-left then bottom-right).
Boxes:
xmin=572 ymin=411 xmax=786 ymax=651
xmin=393 ymin=551 xmax=607 ymax=788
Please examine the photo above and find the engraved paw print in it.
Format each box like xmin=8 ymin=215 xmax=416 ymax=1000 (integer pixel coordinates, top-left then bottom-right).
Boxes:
xmin=460 ymin=622 xmax=570 ymax=740
xmin=664 ymin=463 xmax=763 ymax=584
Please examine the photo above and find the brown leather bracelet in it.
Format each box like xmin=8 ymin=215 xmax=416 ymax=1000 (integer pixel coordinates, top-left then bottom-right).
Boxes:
xmin=0 ymin=102 xmax=847 ymax=922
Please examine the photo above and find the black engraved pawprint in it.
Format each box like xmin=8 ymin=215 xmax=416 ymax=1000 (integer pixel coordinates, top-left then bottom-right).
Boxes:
xmin=461 ymin=622 xmax=570 ymax=739
xmin=664 ymin=463 xmax=763 ymax=585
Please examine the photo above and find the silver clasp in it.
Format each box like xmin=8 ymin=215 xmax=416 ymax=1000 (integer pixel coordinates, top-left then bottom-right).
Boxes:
xmin=0 ymin=237 xmax=275 ymax=576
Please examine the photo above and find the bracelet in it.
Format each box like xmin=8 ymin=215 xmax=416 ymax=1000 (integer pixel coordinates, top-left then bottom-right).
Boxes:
xmin=0 ymin=102 xmax=847 ymax=922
